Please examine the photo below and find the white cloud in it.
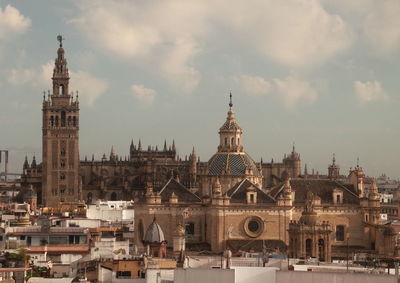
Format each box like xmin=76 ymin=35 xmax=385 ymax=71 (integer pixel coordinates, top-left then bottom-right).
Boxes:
xmin=71 ymin=0 xmax=352 ymax=93
xmin=222 ymin=0 xmax=353 ymax=68
xmin=354 ymin=80 xmax=389 ymax=103
xmin=131 ymin=84 xmax=157 ymax=104
xmin=234 ymin=75 xmax=271 ymax=96
xmin=7 ymin=62 xmax=108 ymax=106
xmin=70 ymin=1 xmax=209 ymax=93
xmin=233 ymin=75 xmax=318 ymax=108
xmin=363 ymin=0 xmax=400 ymax=56
xmin=0 ymin=4 xmax=31 ymax=39
xmin=273 ymin=76 xmax=318 ymax=108
xmin=235 ymin=74 xmax=318 ymax=108
xmin=70 ymin=71 xmax=108 ymax=106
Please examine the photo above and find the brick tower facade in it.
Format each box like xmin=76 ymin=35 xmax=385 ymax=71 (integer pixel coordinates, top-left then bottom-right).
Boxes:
xmin=42 ymin=36 xmax=80 ymax=207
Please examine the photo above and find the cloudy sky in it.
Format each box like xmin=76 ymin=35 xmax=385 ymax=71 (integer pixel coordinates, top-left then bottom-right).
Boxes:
xmin=0 ymin=0 xmax=399 ymax=178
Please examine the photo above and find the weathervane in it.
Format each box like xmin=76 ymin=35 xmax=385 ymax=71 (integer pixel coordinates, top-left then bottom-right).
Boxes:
xmin=57 ymin=34 xmax=64 ymax=47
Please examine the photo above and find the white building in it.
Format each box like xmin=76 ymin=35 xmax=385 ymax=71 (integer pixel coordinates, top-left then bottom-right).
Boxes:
xmin=86 ymin=200 xmax=135 ymax=223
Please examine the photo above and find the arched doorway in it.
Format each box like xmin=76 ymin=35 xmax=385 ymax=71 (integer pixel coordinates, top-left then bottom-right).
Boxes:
xmin=110 ymin=192 xmax=117 ymax=201
xmin=306 ymin=239 xmax=312 ymax=258
xmin=318 ymin=239 xmax=325 ymax=261
xmin=86 ymin=192 xmax=93 ymax=204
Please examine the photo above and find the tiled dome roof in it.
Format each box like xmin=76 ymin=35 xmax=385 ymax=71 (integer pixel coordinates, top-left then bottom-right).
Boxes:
xmin=208 ymin=152 xmax=261 ymax=176
xmin=143 ymin=217 xmax=166 ymax=243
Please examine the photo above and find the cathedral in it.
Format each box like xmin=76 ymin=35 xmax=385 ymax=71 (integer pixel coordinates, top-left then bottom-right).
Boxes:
xmin=21 ymin=38 xmax=398 ymax=260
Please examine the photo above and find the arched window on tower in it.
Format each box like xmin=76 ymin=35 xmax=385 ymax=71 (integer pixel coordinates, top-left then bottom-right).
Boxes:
xmin=73 ymin=117 xmax=77 ymax=127
xmin=231 ymin=137 xmax=234 ymax=147
xmin=68 ymin=116 xmax=72 ymax=126
xmin=55 ymin=116 xmax=59 ymax=127
xmin=50 ymin=116 xmax=54 ymax=127
xmin=59 ymin=84 xmax=64 ymax=95
xmin=61 ymin=111 xmax=66 ymax=127
xmin=224 ymin=138 xmax=227 ymax=147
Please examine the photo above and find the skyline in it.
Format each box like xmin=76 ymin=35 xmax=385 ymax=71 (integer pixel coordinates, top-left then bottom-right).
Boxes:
xmin=1 ymin=1 xmax=400 ymax=178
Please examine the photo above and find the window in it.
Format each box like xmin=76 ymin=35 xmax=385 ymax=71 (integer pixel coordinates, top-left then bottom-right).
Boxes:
xmin=231 ymin=137 xmax=234 ymax=146
xmin=336 ymin=195 xmax=341 ymax=204
xmin=55 ymin=116 xmax=59 ymax=127
xmin=185 ymin=222 xmax=195 ymax=237
xmin=224 ymin=138 xmax=227 ymax=147
xmin=61 ymin=111 xmax=66 ymax=127
xmin=60 ymin=159 xmax=66 ymax=168
xmin=60 ymin=173 xmax=65 ymax=180
xmin=117 ymin=271 xmax=131 ymax=278
xmin=336 ymin=225 xmax=345 ymax=241
xmin=250 ymin=194 xmax=254 ymax=203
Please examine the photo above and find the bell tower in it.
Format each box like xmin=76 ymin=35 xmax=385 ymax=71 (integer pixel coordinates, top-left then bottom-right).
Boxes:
xmin=42 ymin=35 xmax=80 ymax=207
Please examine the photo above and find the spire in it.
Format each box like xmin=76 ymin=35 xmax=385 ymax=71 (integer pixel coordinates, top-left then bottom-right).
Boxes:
xmin=192 ymin=146 xmax=196 ymax=157
xmin=356 ymin=157 xmax=360 ymax=168
xmin=332 ymin=153 xmax=336 ymax=165
xmin=304 ymin=163 xmax=308 ymax=175
xmin=163 ymin=139 xmax=167 ymax=151
xmin=138 ymin=139 xmax=142 ymax=151
xmin=229 ymin=92 xmax=233 ymax=110
xmin=130 ymin=139 xmax=134 ymax=150
xmin=31 ymin=155 xmax=37 ymax=168
xmin=292 ymin=142 xmax=295 ymax=153
xmin=23 ymin=155 xmax=29 ymax=169
xmin=172 ymin=139 xmax=176 ymax=151
xmin=110 ymin=146 xmax=116 ymax=160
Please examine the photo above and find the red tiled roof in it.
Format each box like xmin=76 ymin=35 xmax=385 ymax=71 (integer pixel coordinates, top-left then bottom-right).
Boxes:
xmin=28 ymin=244 xmax=89 ymax=254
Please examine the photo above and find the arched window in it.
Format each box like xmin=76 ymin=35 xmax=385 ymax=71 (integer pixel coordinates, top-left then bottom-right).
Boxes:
xmin=61 ymin=111 xmax=66 ymax=127
xmin=237 ymin=138 xmax=240 ymax=145
xmin=55 ymin=116 xmax=59 ymax=127
xmin=73 ymin=117 xmax=77 ymax=127
xmin=231 ymin=137 xmax=234 ymax=146
xmin=50 ymin=116 xmax=54 ymax=126
xmin=68 ymin=116 xmax=72 ymax=126
xmin=336 ymin=195 xmax=341 ymax=204
xmin=59 ymin=84 xmax=64 ymax=95
xmin=224 ymin=138 xmax=227 ymax=147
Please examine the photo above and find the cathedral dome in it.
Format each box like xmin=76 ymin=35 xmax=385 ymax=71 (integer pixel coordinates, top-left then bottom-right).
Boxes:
xmin=208 ymin=152 xmax=261 ymax=176
xmin=143 ymin=217 xmax=166 ymax=243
